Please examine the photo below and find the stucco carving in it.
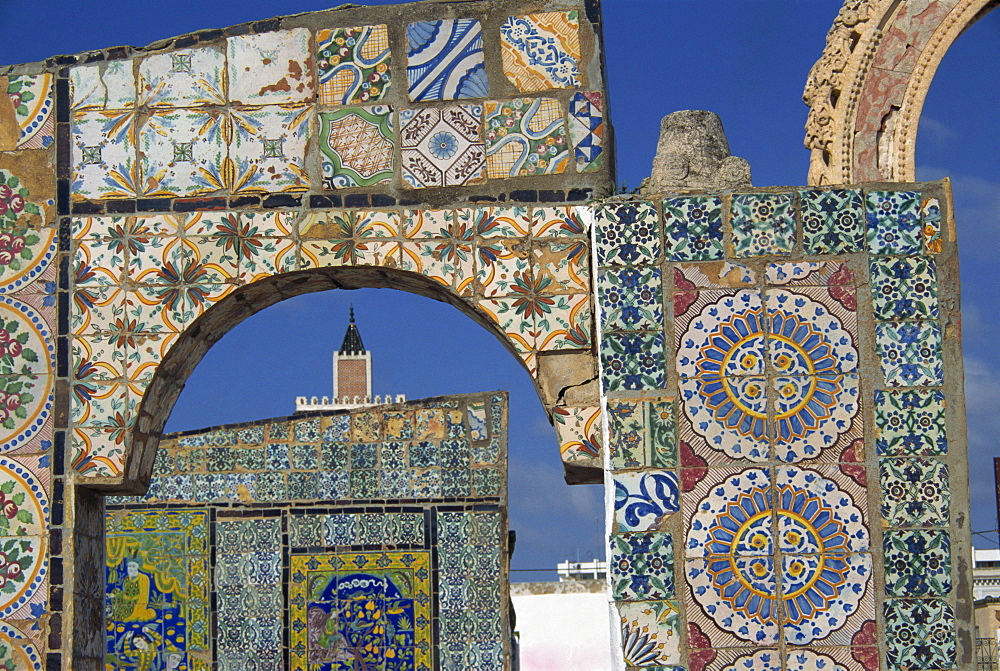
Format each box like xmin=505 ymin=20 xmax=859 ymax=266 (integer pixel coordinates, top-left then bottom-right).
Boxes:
xmin=804 ymin=0 xmax=998 ymax=185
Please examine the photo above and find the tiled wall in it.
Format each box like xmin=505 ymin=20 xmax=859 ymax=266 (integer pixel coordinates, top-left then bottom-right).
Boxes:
xmin=104 ymin=392 xmax=509 ymax=670
xmin=593 ymin=187 xmax=968 ymax=670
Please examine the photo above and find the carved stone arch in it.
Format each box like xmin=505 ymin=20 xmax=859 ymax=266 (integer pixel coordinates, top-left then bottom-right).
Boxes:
xmin=804 ymin=0 xmax=999 ymax=185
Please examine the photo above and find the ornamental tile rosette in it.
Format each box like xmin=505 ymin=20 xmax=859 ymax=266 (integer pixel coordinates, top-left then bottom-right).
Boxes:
xmin=0 ymin=169 xmax=55 ymax=294
xmin=686 ymin=467 xmax=870 ymax=645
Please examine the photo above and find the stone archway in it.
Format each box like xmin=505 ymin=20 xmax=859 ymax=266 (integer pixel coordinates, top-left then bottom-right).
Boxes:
xmin=804 ymin=0 xmax=999 ymax=185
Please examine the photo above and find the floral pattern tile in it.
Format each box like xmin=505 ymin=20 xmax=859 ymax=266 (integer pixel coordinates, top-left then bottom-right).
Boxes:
xmin=475 ymin=240 xmax=529 ymax=298
xmin=533 ymin=240 xmax=588 ymax=294
xmin=618 ymin=600 xmax=682 ymax=667
xmin=879 ymin=457 xmax=949 ymax=527
xmin=866 ymin=190 xmax=921 ymax=255
xmin=319 ymin=106 xmax=394 ymax=188
xmin=730 ymin=193 xmax=795 ymax=257
xmin=874 ymin=389 xmax=946 ymax=456
xmin=535 ymin=292 xmax=591 ymax=351
xmin=594 ymin=200 xmax=660 ymax=266
xmin=227 ymin=29 xmax=313 ymax=105
xmin=138 ymin=47 xmax=226 ymax=107
xmin=875 ymin=322 xmax=942 ymax=387
xmin=601 ymin=331 xmax=665 ymax=392
xmin=883 ymin=529 xmax=951 ymax=597
xmin=883 ymin=599 xmax=955 ymax=670
xmin=869 ymin=256 xmax=938 ymax=321
xmin=400 ymin=105 xmax=485 ymax=188
xmin=800 ymin=189 xmax=865 ymax=254
xmin=499 ymin=12 xmax=580 ymax=92
xmin=406 ymin=19 xmax=488 ymax=101
xmin=71 ymin=111 xmax=137 ymax=200
xmin=138 ymin=109 xmax=226 ymax=197
xmin=69 ymin=62 xmax=135 ymax=111
xmin=607 ymin=397 xmax=676 ymax=470
xmin=6 ymin=74 xmax=54 ymax=149
xmin=662 ymin=196 xmax=724 ymax=261
xmin=553 ymin=406 xmax=601 ymax=465
xmin=532 ymin=205 xmax=589 ymax=238
xmin=317 ymin=25 xmax=391 ymax=106
xmin=597 ymin=266 xmax=662 ymax=332
xmin=613 ymin=470 xmax=679 ymax=533
xmin=610 ymin=532 xmax=674 ymax=601
xmin=569 ymin=92 xmax=603 ymax=172
xmin=229 ymin=105 xmax=310 ymax=194
xmin=484 ymin=97 xmax=569 ymax=178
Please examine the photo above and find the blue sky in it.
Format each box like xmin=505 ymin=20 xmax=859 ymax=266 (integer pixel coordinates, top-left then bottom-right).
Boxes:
xmin=1 ymin=0 xmax=997 ymax=576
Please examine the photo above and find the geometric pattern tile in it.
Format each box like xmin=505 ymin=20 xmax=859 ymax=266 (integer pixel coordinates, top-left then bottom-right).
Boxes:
xmin=730 ymin=193 xmax=795 ymax=257
xmin=875 ymin=322 xmax=943 ymax=387
xmin=317 ymin=25 xmax=391 ymax=106
xmin=874 ymin=389 xmax=947 ymax=456
xmin=610 ymin=532 xmax=674 ymax=601
xmin=500 ymin=12 xmax=580 ymax=92
xmin=569 ymin=91 xmax=603 ymax=173
xmin=229 ymin=105 xmax=310 ymax=194
xmin=484 ymin=97 xmax=568 ymax=178
xmin=400 ymin=105 xmax=485 ymax=188
xmin=319 ymin=106 xmax=394 ymax=188
xmin=138 ymin=47 xmax=226 ymax=108
xmin=866 ymin=190 xmax=922 ymax=256
xmin=406 ymin=19 xmax=488 ymax=101
xmin=800 ymin=188 xmax=865 ymax=255
xmin=879 ymin=457 xmax=949 ymax=527
xmin=869 ymin=256 xmax=938 ymax=321
xmin=663 ymin=196 xmax=724 ymax=261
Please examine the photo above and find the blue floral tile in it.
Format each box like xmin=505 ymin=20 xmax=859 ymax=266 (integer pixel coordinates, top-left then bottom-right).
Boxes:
xmin=406 ymin=19 xmax=488 ymax=101
xmin=922 ymin=197 xmax=942 ymax=255
xmin=884 ymin=598 xmax=955 ymax=670
xmin=597 ymin=266 xmax=662 ymax=332
xmin=499 ymin=11 xmax=580 ymax=92
xmin=875 ymin=322 xmax=943 ymax=387
xmin=730 ymin=193 xmax=795 ymax=257
xmin=800 ymin=188 xmax=865 ymax=254
xmin=613 ymin=470 xmax=679 ymax=532
xmin=607 ymin=397 xmax=676 ymax=470
xmin=610 ymin=532 xmax=674 ymax=601
xmin=874 ymin=389 xmax=947 ymax=456
xmin=879 ymin=457 xmax=949 ymax=527
xmin=617 ymin=600 xmax=683 ymax=667
xmin=866 ymin=190 xmax=921 ymax=255
xmin=870 ymin=256 xmax=938 ymax=321
xmin=662 ymin=196 xmax=723 ymax=261
xmin=594 ymin=201 xmax=660 ymax=266
xmin=883 ymin=529 xmax=951 ymax=596
xmin=600 ymin=331 xmax=665 ymax=392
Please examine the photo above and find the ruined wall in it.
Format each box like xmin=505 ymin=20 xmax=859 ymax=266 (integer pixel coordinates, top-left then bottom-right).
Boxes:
xmin=593 ymin=183 xmax=970 ymax=670
xmin=104 ymin=392 xmax=508 ymax=670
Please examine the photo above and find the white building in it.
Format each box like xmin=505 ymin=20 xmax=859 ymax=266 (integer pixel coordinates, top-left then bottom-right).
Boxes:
xmin=295 ymin=308 xmax=405 ymax=412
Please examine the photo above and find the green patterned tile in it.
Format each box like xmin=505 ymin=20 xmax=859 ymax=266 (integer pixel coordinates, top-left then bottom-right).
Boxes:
xmin=730 ymin=193 xmax=794 ymax=257
xmin=870 ymin=256 xmax=938 ymax=321
xmin=880 ymin=458 xmax=949 ymax=527
xmin=883 ymin=529 xmax=951 ymax=596
xmin=874 ymin=389 xmax=947 ymax=456
xmin=800 ymin=188 xmax=865 ymax=254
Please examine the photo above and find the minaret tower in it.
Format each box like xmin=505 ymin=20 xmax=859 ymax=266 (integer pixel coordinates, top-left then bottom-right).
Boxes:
xmin=333 ymin=307 xmax=371 ymax=403
xmin=294 ymin=308 xmax=405 ymax=412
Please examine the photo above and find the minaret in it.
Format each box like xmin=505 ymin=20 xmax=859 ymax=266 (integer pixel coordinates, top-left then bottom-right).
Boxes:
xmin=333 ymin=307 xmax=371 ymax=402
xmin=294 ymin=308 xmax=405 ymax=412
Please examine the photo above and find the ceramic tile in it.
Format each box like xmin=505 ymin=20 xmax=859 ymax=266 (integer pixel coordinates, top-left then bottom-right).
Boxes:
xmin=685 ymin=556 xmax=780 ymax=646
xmin=484 ymin=97 xmax=569 ymax=178
xmin=880 ymin=457 xmax=949 ymax=527
xmin=553 ymin=405 xmax=601 ymax=465
xmin=460 ymin=204 xmax=531 ymax=239
xmin=594 ymin=200 xmax=660 ymax=266
xmin=922 ymin=197 xmax=942 ymax=254
xmin=535 ymin=292 xmax=591 ymax=351
xmin=138 ymin=108 xmax=227 ymax=197
xmin=500 ymin=11 xmax=580 ymax=91
xmin=475 ymin=239 xmax=529 ymax=298
xmin=229 ymin=105 xmax=310 ymax=194
xmin=69 ymin=62 xmax=135 ymax=110
xmin=400 ymin=208 xmax=453 ymax=239
xmin=765 ymin=261 xmax=855 ymax=287
xmin=531 ymin=205 xmax=589 ymax=238
xmin=317 ymin=25 xmax=391 ymax=106
xmin=6 ymin=74 xmax=54 ymax=150
xmin=869 ymin=256 xmax=938 ymax=321
xmin=399 ymin=240 xmax=469 ymax=293
xmin=612 ymin=470 xmax=679 ymax=532
xmin=319 ymin=105 xmax=393 ymax=188
xmin=875 ymin=322 xmax=942 ymax=387
xmin=610 ymin=532 xmax=674 ymax=601
xmin=597 ymin=265 xmax=663 ymax=332
xmin=227 ymin=29 xmax=313 ymax=105
xmin=772 ymin=374 xmax=861 ymax=463
xmin=601 ymin=330 xmax=665 ymax=392
xmin=730 ymin=193 xmax=795 ymax=257
xmin=533 ymin=240 xmax=589 ymax=294
xmin=138 ymin=46 xmax=226 ymax=107
xmin=679 ymin=373 xmax=768 ymax=463
xmin=800 ymin=188 xmax=865 ymax=254
xmin=866 ymin=190 xmax=922 ymax=255
xmin=569 ymin=92 xmax=603 ymax=172
xmin=607 ymin=397 xmax=676 ymax=470
xmin=767 ymin=287 xmax=859 ymax=374
xmin=883 ymin=599 xmax=955 ymax=670
xmin=673 ymin=262 xmax=755 ymax=290
xmin=406 ymin=19 xmax=488 ymax=101
xmin=874 ymin=389 xmax=947 ymax=456
xmin=617 ymin=600 xmax=682 ymax=667
xmin=479 ymin=297 xmax=534 ymax=353
xmin=675 ymin=290 xmax=765 ymax=378
xmin=399 ymin=105 xmax=485 ymax=188
xmin=883 ymin=529 xmax=950 ymax=597
xmin=71 ymin=110 xmax=137 ymax=200
xmin=661 ymin=196 xmax=724 ymax=261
